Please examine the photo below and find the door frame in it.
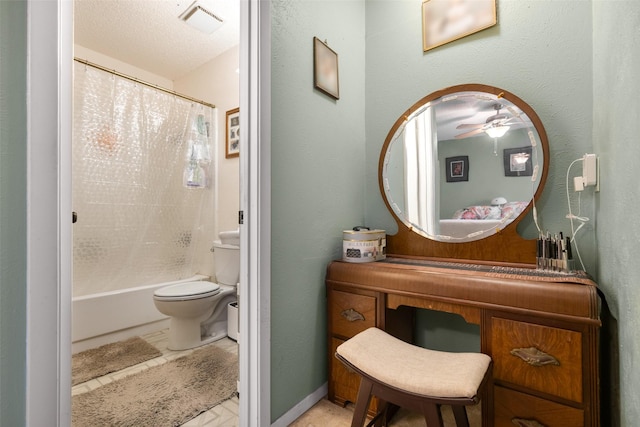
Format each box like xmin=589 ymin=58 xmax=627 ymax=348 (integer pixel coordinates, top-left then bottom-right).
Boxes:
xmin=24 ymin=0 xmax=271 ymax=425
xmin=239 ymin=0 xmax=271 ymax=425
xmin=25 ymin=1 xmax=73 ymax=424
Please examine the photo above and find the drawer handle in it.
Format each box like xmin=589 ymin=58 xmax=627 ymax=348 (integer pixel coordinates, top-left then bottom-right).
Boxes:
xmin=512 ymin=418 xmax=547 ymax=427
xmin=510 ymin=346 xmax=560 ymax=367
xmin=341 ymin=308 xmax=365 ymax=322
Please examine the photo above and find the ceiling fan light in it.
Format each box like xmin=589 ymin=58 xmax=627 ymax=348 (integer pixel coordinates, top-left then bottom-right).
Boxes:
xmin=485 ymin=125 xmax=510 ymax=138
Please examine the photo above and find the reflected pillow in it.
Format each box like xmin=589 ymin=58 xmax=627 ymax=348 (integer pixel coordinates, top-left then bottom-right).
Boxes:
xmin=452 ymin=205 xmax=501 ymax=220
xmin=452 ymin=202 xmax=528 ymax=220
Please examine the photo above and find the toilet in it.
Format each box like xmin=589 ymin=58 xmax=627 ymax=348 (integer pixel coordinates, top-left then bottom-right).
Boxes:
xmin=153 ymin=229 xmax=240 ymax=350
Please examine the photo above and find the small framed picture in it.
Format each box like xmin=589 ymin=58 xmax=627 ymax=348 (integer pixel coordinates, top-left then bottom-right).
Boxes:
xmin=446 ymin=156 xmax=469 ymax=182
xmin=422 ymin=0 xmax=497 ymax=52
xmin=313 ymin=37 xmax=340 ymax=100
xmin=503 ymin=147 xmax=533 ymax=177
xmin=225 ymin=107 xmax=240 ymax=159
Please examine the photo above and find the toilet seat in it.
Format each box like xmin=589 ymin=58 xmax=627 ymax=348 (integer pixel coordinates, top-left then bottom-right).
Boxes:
xmin=153 ymin=281 xmax=221 ymax=301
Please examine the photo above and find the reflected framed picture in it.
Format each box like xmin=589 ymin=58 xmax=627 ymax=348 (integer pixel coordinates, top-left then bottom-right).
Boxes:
xmin=446 ymin=155 xmax=469 ymax=182
xmin=225 ymin=107 xmax=240 ymax=159
xmin=422 ymin=0 xmax=497 ymax=52
xmin=503 ymin=146 xmax=533 ymax=177
xmin=313 ymin=37 xmax=340 ymax=100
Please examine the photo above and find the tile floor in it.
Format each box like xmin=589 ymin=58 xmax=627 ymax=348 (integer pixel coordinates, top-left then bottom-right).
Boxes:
xmin=71 ymin=329 xmax=239 ymax=427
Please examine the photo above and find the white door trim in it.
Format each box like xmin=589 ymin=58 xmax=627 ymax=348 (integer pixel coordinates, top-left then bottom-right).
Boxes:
xmin=25 ymin=0 xmax=73 ymax=425
xmin=25 ymin=0 xmax=270 ymax=425
xmin=239 ymin=0 xmax=271 ymax=425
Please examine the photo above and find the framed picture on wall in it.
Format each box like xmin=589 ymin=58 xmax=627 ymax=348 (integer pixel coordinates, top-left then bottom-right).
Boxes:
xmin=313 ymin=37 xmax=340 ymax=100
xmin=225 ymin=107 xmax=240 ymax=159
xmin=422 ymin=0 xmax=497 ymax=52
xmin=503 ymin=146 xmax=533 ymax=177
xmin=446 ymin=156 xmax=469 ymax=182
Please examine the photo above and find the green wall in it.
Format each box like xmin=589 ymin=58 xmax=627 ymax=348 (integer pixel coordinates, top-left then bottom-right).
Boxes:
xmin=0 ymin=1 xmax=28 ymax=425
xmin=365 ymin=0 xmax=595 ymax=269
xmin=593 ymin=2 xmax=640 ymax=425
xmin=270 ymin=0 xmax=366 ymax=421
xmin=364 ymin=0 xmax=596 ymax=352
xmin=270 ymin=0 xmax=640 ymax=422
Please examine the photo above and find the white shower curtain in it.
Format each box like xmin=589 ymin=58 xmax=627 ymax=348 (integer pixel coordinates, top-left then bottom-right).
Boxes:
xmin=72 ymin=62 xmax=217 ymax=297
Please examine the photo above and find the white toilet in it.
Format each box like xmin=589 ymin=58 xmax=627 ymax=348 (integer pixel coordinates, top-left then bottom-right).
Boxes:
xmin=153 ymin=229 xmax=240 ymax=350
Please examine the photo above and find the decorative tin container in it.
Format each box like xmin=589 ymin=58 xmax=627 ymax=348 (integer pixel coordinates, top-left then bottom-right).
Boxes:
xmin=342 ymin=228 xmax=386 ymax=263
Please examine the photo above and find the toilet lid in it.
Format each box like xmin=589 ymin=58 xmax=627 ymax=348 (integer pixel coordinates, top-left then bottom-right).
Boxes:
xmin=154 ymin=281 xmax=221 ymax=300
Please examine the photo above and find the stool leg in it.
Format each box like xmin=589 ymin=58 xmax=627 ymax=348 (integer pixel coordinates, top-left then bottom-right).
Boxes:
xmin=351 ymin=378 xmax=374 ymax=427
xmin=451 ymin=405 xmax=470 ymax=427
xmin=421 ymin=402 xmax=443 ymax=427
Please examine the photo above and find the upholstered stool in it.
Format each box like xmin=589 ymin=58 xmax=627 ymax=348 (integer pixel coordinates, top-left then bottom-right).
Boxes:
xmin=335 ymin=327 xmax=492 ymax=427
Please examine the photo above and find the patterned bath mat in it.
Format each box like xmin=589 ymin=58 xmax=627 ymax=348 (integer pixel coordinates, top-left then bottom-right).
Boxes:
xmin=72 ymin=345 xmax=238 ymax=426
xmin=72 ymin=336 xmax=162 ymax=386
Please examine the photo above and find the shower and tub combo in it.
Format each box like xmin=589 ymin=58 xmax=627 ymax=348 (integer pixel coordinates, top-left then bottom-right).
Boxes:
xmin=72 ymin=228 xmax=240 ymax=352
xmin=72 ymin=60 xmax=239 ymax=353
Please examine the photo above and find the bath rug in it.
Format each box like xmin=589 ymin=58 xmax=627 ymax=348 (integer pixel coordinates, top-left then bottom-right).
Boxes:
xmin=72 ymin=336 xmax=162 ymax=386
xmin=71 ymin=345 xmax=238 ymax=427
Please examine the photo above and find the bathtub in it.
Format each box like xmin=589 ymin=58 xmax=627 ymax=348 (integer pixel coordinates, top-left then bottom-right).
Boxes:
xmin=72 ymin=274 xmax=208 ymax=353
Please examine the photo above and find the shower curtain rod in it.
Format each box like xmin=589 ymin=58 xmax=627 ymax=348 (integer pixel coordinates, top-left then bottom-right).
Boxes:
xmin=74 ymin=57 xmax=216 ymax=109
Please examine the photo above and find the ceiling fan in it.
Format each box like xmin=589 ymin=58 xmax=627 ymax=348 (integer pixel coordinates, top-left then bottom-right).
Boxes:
xmin=454 ymin=104 xmax=515 ymax=139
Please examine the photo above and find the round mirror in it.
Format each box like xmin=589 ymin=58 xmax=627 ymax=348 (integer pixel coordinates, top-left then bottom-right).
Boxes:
xmin=380 ymin=84 xmax=548 ymax=244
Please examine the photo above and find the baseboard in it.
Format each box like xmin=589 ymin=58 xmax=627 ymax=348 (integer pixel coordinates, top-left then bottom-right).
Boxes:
xmin=71 ymin=319 xmax=170 ymax=354
xmin=271 ymin=382 xmax=328 ymax=427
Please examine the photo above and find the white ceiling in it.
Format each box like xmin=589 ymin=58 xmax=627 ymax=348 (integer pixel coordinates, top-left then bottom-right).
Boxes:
xmin=74 ymin=0 xmax=240 ymax=80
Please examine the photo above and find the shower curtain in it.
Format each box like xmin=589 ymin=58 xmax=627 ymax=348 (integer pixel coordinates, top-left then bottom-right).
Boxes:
xmin=73 ymin=62 xmax=217 ymax=297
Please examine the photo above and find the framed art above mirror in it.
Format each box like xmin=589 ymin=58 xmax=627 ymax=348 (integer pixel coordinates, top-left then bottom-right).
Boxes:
xmin=379 ymin=84 xmax=549 ymax=264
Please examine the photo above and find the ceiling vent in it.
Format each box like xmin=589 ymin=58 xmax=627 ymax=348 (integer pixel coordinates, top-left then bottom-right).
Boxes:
xmin=179 ymin=2 xmax=224 ymax=34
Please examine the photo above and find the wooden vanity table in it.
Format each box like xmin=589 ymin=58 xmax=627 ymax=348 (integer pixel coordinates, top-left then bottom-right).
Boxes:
xmin=328 ymin=84 xmax=601 ymax=426
xmin=326 ymin=257 xmax=601 ymax=426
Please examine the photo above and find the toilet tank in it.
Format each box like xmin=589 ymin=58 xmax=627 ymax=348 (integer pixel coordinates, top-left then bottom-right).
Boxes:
xmin=219 ymin=228 xmax=240 ymax=246
xmin=213 ymin=240 xmax=239 ymax=286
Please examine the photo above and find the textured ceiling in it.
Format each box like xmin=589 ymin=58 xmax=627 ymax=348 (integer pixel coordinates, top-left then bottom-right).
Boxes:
xmin=74 ymin=0 xmax=240 ymax=80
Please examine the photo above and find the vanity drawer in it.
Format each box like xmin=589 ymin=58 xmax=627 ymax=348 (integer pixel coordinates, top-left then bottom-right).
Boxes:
xmin=330 ymin=290 xmax=376 ymax=338
xmin=330 ymin=337 xmax=361 ymax=404
xmin=491 ymin=317 xmax=583 ymax=403
xmin=330 ymin=338 xmax=378 ymax=414
xmin=494 ymin=386 xmax=584 ymax=427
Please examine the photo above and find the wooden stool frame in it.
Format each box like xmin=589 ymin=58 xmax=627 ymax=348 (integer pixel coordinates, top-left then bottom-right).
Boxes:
xmin=336 ymin=352 xmax=492 ymax=427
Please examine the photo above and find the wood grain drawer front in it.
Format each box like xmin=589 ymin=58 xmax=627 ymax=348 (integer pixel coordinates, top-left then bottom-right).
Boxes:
xmin=331 ymin=290 xmax=376 ymax=338
xmin=491 ymin=317 xmax=583 ymax=403
xmin=330 ymin=338 xmax=361 ymax=404
xmin=330 ymin=338 xmax=378 ymax=414
xmin=494 ymin=386 xmax=584 ymax=427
